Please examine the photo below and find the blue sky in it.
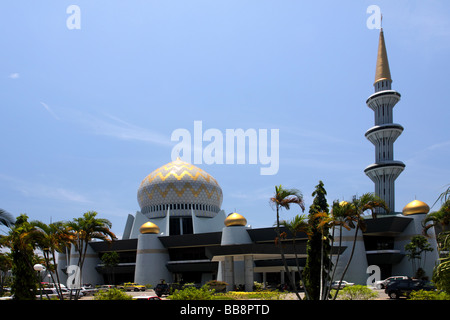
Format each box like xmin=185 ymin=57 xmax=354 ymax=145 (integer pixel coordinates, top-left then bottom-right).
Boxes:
xmin=1 ymin=1 xmax=449 ymax=237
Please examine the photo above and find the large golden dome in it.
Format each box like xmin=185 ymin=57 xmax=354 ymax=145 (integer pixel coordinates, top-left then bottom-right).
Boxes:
xmin=402 ymin=200 xmax=430 ymax=215
xmin=137 ymin=158 xmax=223 ymax=218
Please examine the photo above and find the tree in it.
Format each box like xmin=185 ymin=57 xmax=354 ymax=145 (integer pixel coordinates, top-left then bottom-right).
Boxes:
xmin=433 ymin=253 xmax=450 ymax=293
xmin=0 ymin=208 xmax=15 ymax=228
xmin=66 ymin=211 xmax=116 ymax=299
xmin=31 ymin=220 xmax=75 ymax=300
xmin=0 ymin=253 xmax=12 ymax=296
xmin=270 ymin=185 xmax=305 ymax=300
xmin=405 ymin=235 xmax=433 ymax=278
xmin=0 ymin=214 xmax=38 ymax=300
xmin=280 ymin=214 xmax=311 ymax=300
xmin=101 ymin=251 xmax=119 ymax=284
xmin=332 ymin=192 xmax=387 ymax=300
xmin=303 ymin=180 xmax=331 ymax=300
xmin=324 ymin=200 xmax=355 ymax=299
xmin=428 ymin=186 xmax=450 ymax=294
xmin=423 ymin=199 xmax=450 ymax=239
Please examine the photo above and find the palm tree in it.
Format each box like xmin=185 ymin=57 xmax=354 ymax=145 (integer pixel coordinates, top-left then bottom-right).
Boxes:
xmin=322 ymin=200 xmax=354 ymax=299
xmin=280 ymin=214 xmax=311 ymax=300
xmin=0 ymin=208 xmax=15 ymax=229
xmin=31 ymin=220 xmax=75 ymax=300
xmin=423 ymin=199 xmax=450 ymax=237
xmin=66 ymin=211 xmax=116 ymax=299
xmin=332 ymin=192 xmax=387 ymax=300
xmin=270 ymin=185 xmax=305 ymax=300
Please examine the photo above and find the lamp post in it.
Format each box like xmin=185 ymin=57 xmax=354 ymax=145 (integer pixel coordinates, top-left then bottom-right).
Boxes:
xmin=33 ymin=264 xmax=45 ymax=300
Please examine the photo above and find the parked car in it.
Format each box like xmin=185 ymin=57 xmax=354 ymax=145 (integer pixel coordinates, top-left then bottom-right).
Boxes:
xmin=154 ymin=283 xmax=170 ymax=297
xmin=36 ymin=288 xmax=70 ymax=299
xmin=375 ymin=276 xmax=409 ymax=289
xmin=331 ymin=280 xmax=354 ymax=290
xmin=385 ymin=279 xmax=436 ymax=299
xmin=123 ymin=282 xmax=146 ymax=291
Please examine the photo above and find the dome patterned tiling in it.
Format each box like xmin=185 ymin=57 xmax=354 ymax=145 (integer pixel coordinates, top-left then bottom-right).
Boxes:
xmin=137 ymin=158 xmax=223 ymax=218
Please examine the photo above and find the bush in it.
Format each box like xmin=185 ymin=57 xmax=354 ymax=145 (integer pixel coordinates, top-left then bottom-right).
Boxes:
xmin=333 ymin=285 xmax=378 ymax=300
xmin=168 ymin=285 xmax=215 ymax=300
xmin=408 ymin=290 xmax=450 ymax=300
xmin=205 ymin=280 xmax=227 ymax=293
xmin=94 ymin=288 xmax=133 ymax=300
xmin=223 ymin=291 xmax=283 ymax=300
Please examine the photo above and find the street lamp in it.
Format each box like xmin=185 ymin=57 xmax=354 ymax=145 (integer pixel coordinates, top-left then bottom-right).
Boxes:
xmin=33 ymin=264 xmax=45 ymax=300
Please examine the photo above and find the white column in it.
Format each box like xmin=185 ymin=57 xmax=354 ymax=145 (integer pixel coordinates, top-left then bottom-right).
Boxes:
xmin=244 ymin=255 xmax=254 ymax=292
xmin=224 ymin=256 xmax=235 ymax=291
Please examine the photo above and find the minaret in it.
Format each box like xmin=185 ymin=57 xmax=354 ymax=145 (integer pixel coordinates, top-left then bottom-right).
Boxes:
xmin=364 ymin=28 xmax=405 ymax=213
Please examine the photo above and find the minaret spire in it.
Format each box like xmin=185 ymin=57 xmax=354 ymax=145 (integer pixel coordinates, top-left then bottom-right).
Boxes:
xmin=364 ymin=27 xmax=405 ymax=213
xmin=374 ymin=28 xmax=392 ymax=86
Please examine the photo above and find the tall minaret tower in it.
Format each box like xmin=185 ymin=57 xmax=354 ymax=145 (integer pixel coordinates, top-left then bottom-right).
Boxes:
xmin=364 ymin=28 xmax=405 ymax=213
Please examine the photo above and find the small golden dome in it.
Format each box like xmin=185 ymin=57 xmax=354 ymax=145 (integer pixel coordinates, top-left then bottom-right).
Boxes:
xmin=139 ymin=221 xmax=160 ymax=234
xmin=224 ymin=213 xmax=247 ymax=227
xmin=339 ymin=201 xmax=349 ymax=206
xmin=402 ymin=200 xmax=430 ymax=216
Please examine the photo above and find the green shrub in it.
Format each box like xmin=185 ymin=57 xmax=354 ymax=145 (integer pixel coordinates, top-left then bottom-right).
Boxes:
xmin=223 ymin=291 xmax=283 ymax=300
xmin=408 ymin=290 xmax=450 ymax=300
xmin=168 ymin=285 xmax=215 ymax=300
xmin=333 ymin=285 xmax=378 ymax=300
xmin=94 ymin=288 xmax=133 ymax=300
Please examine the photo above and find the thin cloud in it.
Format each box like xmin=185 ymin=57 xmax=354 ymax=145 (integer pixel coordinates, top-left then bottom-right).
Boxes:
xmin=76 ymin=110 xmax=172 ymax=146
xmin=40 ymin=102 xmax=60 ymax=120
xmin=8 ymin=73 xmax=20 ymax=79
xmin=0 ymin=174 xmax=91 ymax=204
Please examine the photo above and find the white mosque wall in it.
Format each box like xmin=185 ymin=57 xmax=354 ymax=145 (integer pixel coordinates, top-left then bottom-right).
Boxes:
xmin=193 ymin=209 xmax=227 ymax=234
xmin=68 ymin=244 xmax=103 ymax=286
xmin=331 ymin=226 xmax=369 ymax=285
xmin=122 ymin=214 xmax=135 ymax=239
xmin=392 ymin=214 xmax=439 ymax=279
xmin=134 ymin=232 xmax=172 ymax=286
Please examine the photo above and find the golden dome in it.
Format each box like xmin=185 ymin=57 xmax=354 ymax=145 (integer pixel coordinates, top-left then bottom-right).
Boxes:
xmin=137 ymin=157 xmax=223 ymax=217
xmin=402 ymin=200 xmax=430 ymax=216
xmin=339 ymin=201 xmax=349 ymax=206
xmin=139 ymin=221 xmax=160 ymax=234
xmin=224 ymin=213 xmax=247 ymax=227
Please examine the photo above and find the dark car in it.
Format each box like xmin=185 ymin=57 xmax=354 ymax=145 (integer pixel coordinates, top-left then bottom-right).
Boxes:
xmin=385 ymin=279 xmax=436 ymax=299
xmin=154 ymin=283 xmax=170 ymax=297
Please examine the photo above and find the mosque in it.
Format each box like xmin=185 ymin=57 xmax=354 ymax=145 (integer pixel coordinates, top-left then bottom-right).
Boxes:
xmin=56 ymin=28 xmax=439 ymax=290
